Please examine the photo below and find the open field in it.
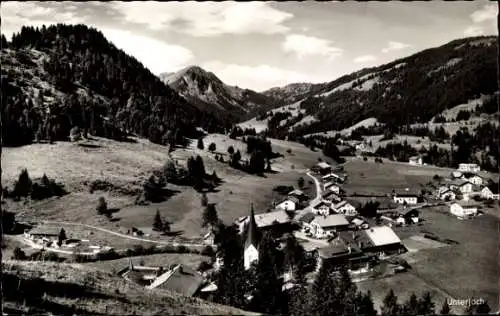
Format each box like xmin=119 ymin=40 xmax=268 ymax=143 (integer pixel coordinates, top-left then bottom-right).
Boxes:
xmin=360 ymin=205 xmax=499 ymax=313
xmin=2 ymin=260 xmax=257 ymax=315
xmin=3 ymin=134 xmax=325 ymax=239
xmin=342 ymin=158 xmax=454 ymax=196
xmin=84 ymin=253 xmax=210 ymax=273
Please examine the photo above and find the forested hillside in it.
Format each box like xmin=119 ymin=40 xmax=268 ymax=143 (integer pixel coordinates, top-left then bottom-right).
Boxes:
xmin=258 ymin=36 xmax=498 ymax=140
xmin=1 ymin=24 xmax=230 ymax=147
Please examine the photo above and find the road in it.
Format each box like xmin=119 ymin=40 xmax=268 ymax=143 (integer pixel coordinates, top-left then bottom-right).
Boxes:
xmin=40 ymin=220 xmax=205 ymax=246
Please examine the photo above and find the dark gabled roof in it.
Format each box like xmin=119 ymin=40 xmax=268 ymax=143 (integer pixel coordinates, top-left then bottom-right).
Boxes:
xmin=297 ymin=212 xmax=316 ymax=223
xmin=244 ymin=204 xmax=261 ymax=249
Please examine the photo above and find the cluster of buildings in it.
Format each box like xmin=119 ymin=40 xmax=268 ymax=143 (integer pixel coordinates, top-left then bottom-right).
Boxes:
xmin=433 ymin=163 xmax=499 ymax=218
xmin=235 ymin=161 xmax=407 ymax=277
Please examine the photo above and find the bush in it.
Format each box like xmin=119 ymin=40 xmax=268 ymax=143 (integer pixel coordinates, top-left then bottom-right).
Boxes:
xmin=175 ymin=245 xmax=188 ymax=253
xmin=201 ymin=245 xmax=215 ymax=257
xmin=12 ymin=247 xmax=26 ymax=260
xmin=197 ymin=261 xmax=212 ymax=272
xmin=208 ymin=143 xmax=216 ymax=152
xmin=363 ymin=157 xmax=368 ymax=161
xmin=286 ymin=148 xmax=292 ymax=154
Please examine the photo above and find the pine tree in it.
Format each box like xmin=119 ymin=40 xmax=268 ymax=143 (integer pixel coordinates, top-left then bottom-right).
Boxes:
xmin=402 ymin=293 xmax=420 ymax=315
xmin=439 ymin=300 xmax=451 ymax=315
xmin=58 ymin=228 xmax=67 ymax=242
xmin=298 ymin=177 xmax=305 ymax=188
xmin=355 ymin=291 xmax=377 ymax=316
xmin=153 ymin=210 xmax=163 ymax=231
xmin=202 ymin=204 xmax=219 ymax=227
xmin=475 ymin=301 xmax=491 ymax=315
xmin=96 ymin=197 xmax=107 ymax=215
xmin=208 ymin=142 xmax=216 ymax=152
xmin=13 ymin=168 xmax=32 ymax=197
xmin=197 ymin=138 xmax=204 ymax=150
xmin=201 ymin=192 xmax=208 ymax=207
xmin=417 ymin=291 xmax=435 ymax=315
xmin=227 ymin=145 xmax=235 ymax=155
xmin=249 ymin=232 xmax=283 ymax=315
xmin=381 ymin=289 xmax=401 ymax=316
xmin=162 ymin=218 xmax=171 ymax=233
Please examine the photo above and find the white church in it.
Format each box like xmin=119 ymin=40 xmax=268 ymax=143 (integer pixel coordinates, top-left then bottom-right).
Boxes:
xmin=243 ymin=204 xmax=261 ymax=270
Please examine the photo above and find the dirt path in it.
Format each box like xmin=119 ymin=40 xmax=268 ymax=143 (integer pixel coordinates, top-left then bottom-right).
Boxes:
xmin=40 ymin=220 xmax=206 ymax=247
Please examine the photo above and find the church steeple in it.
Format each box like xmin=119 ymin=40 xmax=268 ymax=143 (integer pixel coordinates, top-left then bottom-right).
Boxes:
xmin=244 ymin=203 xmax=260 ymax=249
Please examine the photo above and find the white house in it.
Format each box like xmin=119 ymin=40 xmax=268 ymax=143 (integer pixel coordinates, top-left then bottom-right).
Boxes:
xmin=449 ymin=180 xmax=474 ymax=194
xmin=332 ymin=201 xmax=358 ymax=216
xmin=276 ymin=197 xmax=299 ymax=211
xmin=324 ymin=182 xmax=340 ymax=194
xmin=312 ymin=201 xmax=331 ymax=216
xmin=461 ymin=173 xmax=483 ymax=186
xmin=481 ymin=186 xmax=500 ymax=200
xmin=450 ymin=201 xmax=480 ymax=219
xmin=408 ymin=155 xmax=423 ymax=166
xmin=458 ymin=163 xmax=480 ymax=173
xmin=304 ymin=214 xmax=350 ymax=239
xmin=439 ymin=189 xmax=456 ymax=201
xmin=393 ymin=188 xmax=420 ymax=205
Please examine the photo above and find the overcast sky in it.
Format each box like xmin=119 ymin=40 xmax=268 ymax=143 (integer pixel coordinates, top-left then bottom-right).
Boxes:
xmin=1 ymin=1 xmax=497 ymax=91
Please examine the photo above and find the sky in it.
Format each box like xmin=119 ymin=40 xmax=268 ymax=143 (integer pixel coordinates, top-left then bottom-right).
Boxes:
xmin=1 ymin=1 xmax=498 ymax=92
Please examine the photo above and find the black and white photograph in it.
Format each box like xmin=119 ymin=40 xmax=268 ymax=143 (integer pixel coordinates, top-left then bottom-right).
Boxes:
xmin=1 ymin=1 xmax=499 ymax=315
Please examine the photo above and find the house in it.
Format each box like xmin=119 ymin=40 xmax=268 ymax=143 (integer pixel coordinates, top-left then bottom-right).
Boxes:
xmin=322 ymin=190 xmax=341 ymax=203
xmin=397 ymin=208 xmax=419 ymax=225
xmin=324 ymin=182 xmax=340 ymax=194
xmin=351 ymin=218 xmax=369 ymax=229
xmin=461 ymin=173 xmax=483 ymax=186
xmin=146 ymin=264 xmax=205 ymax=297
xmin=315 ymin=242 xmax=374 ymax=272
xmin=312 ymin=162 xmax=332 ymax=175
xmin=276 ymin=196 xmax=299 ymax=211
xmin=322 ymin=173 xmax=346 ymax=184
xmin=237 ymin=209 xmax=296 ymax=235
xmin=408 ymin=155 xmax=423 ymax=166
xmin=243 ymin=205 xmax=261 ymax=270
xmin=450 ymin=201 xmax=480 ymax=218
xmin=312 ymin=201 xmax=331 ymax=216
xmin=393 ymin=188 xmax=419 ymax=205
xmin=449 ymin=179 xmax=474 ymax=194
xmin=203 ymin=231 xmax=215 ymax=246
xmin=458 ymin=163 xmax=480 ymax=173
xmin=24 ymin=227 xmax=61 ymax=243
xmin=439 ymin=189 xmax=456 ymax=201
xmin=361 ymin=226 xmax=404 ymax=256
xmin=304 ymin=214 xmax=350 ymax=239
xmin=332 ymin=200 xmax=358 ymax=216
xmin=288 ymin=189 xmax=308 ymax=202
xmin=481 ymin=185 xmax=500 ymax=200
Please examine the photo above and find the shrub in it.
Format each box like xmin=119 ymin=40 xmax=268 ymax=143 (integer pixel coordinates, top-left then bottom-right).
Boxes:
xmin=201 ymin=245 xmax=215 ymax=257
xmin=197 ymin=261 xmax=212 ymax=272
xmin=227 ymin=146 xmax=235 ymax=155
xmin=208 ymin=143 xmax=216 ymax=152
xmin=96 ymin=197 xmax=108 ymax=215
xmin=363 ymin=157 xmax=368 ymax=161
xmin=286 ymin=148 xmax=292 ymax=154
xmin=176 ymin=245 xmax=188 ymax=253
xmin=12 ymin=247 xmax=26 ymax=260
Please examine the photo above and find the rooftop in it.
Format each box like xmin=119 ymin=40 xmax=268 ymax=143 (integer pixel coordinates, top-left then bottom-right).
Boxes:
xmin=148 ymin=265 xmax=204 ymax=297
xmin=288 ymin=189 xmax=305 ymax=196
xmin=364 ymin=226 xmax=401 ymax=247
xmin=297 ymin=212 xmax=316 ymax=223
xmin=312 ymin=214 xmax=349 ymax=228
xmin=279 ymin=196 xmax=300 ymax=204
xmin=254 ymin=210 xmax=294 ymax=227
xmin=453 ymin=200 xmax=481 ymax=208
xmin=316 ymin=162 xmax=332 ymax=169
xmin=28 ymin=227 xmax=61 ymax=236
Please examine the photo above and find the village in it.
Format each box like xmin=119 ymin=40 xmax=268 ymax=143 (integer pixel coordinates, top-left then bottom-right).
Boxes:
xmin=7 ymin=152 xmax=498 ymax=302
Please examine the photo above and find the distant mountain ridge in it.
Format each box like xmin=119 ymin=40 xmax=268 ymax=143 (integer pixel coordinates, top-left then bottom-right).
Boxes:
xmin=241 ymin=36 xmax=498 ymax=139
xmin=160 ymin=66 xmax=279 ymax=121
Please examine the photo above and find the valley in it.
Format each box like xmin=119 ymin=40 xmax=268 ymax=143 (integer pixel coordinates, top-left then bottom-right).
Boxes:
xmin=1 ymin=13 xmax=499 ymax=316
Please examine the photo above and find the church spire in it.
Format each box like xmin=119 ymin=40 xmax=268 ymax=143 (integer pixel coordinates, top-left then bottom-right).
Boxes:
xmin=245 ymin=202 xmax=260 ymax=249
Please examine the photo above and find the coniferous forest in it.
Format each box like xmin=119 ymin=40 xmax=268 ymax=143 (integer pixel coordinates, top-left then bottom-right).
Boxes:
xmin=1 ymin=24 xmax=231 ymax=147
